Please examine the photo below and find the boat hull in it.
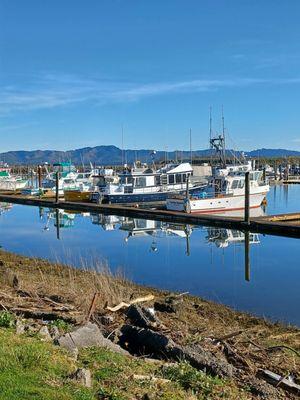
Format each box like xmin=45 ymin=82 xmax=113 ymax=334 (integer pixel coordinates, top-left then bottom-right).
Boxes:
xmin=166 ymin=191 xmax=268 ymax=214
xmin=64 ymin=190 xmax=92 ymax=202
xmin=96 ymin=186 xmax=203 ymax=204
xmin=0 ymin=179 xmax=28 ymax=191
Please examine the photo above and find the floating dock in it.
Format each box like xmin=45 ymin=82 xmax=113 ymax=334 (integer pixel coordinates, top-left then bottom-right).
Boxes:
xmin=1 ymin=193 xmax=300 ymax=238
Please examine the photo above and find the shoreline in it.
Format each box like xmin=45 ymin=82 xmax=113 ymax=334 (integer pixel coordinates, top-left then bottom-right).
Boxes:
xmin=0 ymin=249 xmax=299 ymax=399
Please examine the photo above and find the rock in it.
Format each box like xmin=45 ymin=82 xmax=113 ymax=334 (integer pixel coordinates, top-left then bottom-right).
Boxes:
xmin=70 ymin=346 xmax=79 ymax=360
xmin=0 ymin=260 xmax=4 ymax=266
xmin=126 ymin=305 xmax=159 ymax=329
xmin=71 ymin=368 xmax=92 ymax=388
xmin=154 ymin=296 xmax=183 ymax=313
xmin=49 ymin=325 xmax=60 ymax=339
xmin=15 ymin=319 xmax=25 ymax=335
xmin=38 ymin=326 xmax=52 ymax=341
xmin=182 ymin=344 xmax=235 ymax=378
xmin=57 ymin=322 xmax=129 ymax=355
xmin=100 ymin=315 xmax=114 ymax=325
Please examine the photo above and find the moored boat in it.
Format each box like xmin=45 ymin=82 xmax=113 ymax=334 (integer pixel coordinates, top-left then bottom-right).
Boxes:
xmin=166 ymin=162 xmax=269 ymax=213
xmin=64 ymin=185 xmax=93 ymax=202
xmin=92 ymin=162 xmax=207 ymax=204
xmin=0 ymin=165 xmax=29 ymax=191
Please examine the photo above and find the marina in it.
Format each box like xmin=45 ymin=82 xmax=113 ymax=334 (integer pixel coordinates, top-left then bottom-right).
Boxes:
xmin=0 ymin=188 xmax=300 ymax=237
xmin=0 ymin=184 xmax=300 ymax=326
xmin=2 ymin=2 xmax=300 ymax=398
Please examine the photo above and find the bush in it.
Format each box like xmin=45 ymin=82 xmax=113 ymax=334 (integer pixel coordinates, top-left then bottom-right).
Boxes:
xmin=0 ymin=311 xmax=15 ymax=328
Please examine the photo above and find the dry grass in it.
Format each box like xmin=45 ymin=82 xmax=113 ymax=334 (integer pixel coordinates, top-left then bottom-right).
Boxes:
xmin=0 ymin=250 xmax=148 ymax=318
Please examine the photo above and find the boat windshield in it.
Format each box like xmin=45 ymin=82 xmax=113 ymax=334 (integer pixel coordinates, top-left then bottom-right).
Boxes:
xmin=120 ymin=176 xmax=134 ymax=185
xmin=250 ymin=171 xmax=262 ymax=181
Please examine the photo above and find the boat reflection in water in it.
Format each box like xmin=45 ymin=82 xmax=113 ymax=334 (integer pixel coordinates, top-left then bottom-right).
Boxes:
xmin=206 ymin=228 xmax=260 ymax=248
xmin=0 ymin=202 xmax=13 ymax=215
xmin=39 ymin=206 xmax=264 ymax=280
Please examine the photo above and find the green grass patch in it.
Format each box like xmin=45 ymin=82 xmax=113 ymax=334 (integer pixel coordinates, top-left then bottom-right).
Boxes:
xmin=0 ymin=328 xmax=94 ymax=400
xmin=0 ymin=327 xmax=249 ymax=400
xmin=160 ymin=362 xmax=244 ymax=399
xmin=79 ymin=347 xmax=248 ymax=400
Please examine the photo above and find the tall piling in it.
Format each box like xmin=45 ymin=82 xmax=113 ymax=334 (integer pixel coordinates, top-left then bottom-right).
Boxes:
xmin=38 ymin=165 xmax=42 ymax=189
xmin=244 ymin=171 xmax=250 ymax=224
xmin=55 ymin=172 xmax=59 ymax=203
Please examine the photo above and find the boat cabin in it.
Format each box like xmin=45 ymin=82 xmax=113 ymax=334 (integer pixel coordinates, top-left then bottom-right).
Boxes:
xmin=213 ymin=170 xmax=265 ymax=195
xmin=53 ymin=162 xmax=77 ymax=177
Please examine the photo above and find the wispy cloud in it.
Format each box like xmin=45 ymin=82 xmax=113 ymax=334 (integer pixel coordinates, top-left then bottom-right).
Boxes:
xmin=0 ymin=122 xmax=38 ymax=131
xmin=1 ymin=73 xmax=300 ymax=115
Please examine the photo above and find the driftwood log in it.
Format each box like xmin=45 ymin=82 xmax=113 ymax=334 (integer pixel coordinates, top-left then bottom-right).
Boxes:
xmin=120 ymin=324 xmax=235 ymax=378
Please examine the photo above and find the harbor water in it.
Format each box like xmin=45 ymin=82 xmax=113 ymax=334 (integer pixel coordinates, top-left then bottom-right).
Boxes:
xmin=0 ymin=184 xmax=299 ymax=326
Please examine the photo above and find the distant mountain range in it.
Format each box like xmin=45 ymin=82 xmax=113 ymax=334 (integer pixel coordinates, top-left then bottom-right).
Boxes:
xmin=0 ymin=145 xmax=299 ymax=165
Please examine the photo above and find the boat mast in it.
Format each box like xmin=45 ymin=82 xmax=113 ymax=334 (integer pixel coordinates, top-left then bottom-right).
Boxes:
xmin=189 ymin=128 xmax=192 ymax=165
xmin=121 ymin=125 xmax=124 ymax=166
xmin=221 ymin=106 xmax=226 ymax=166
xmin=209 ymin=106 xmax=213 ymax=167
xmin=209 ymin=107 xmax=226 ymax=168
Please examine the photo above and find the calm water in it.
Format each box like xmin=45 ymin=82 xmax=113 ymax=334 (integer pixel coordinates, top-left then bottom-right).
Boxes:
xmin=0 ymin=184 xmax=299 ymax=326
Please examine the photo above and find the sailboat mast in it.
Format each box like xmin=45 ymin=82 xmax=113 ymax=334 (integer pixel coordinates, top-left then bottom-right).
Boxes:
xmin=221 ymin=106 xmax=226 ymax=167
xmin=209 ymin=107 xmax=213 ymax=166
xmin=121 ymin=125 xmax=124 ymax=166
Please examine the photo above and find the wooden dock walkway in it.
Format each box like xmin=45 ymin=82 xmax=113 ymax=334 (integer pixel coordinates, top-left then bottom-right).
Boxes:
xmin=0 ymin=193 xmax=300 ymax=238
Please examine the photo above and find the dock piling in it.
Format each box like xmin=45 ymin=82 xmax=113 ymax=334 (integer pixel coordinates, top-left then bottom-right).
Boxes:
xmin=55 ymin=172 xmax=59 ymax=203
xmin=38 ymin=165 xmax=42 ymax=190
xmin=244 ymin=171 xmax=250 ymax=225
xmin=186 ymin=176 xmax=190 ymax=199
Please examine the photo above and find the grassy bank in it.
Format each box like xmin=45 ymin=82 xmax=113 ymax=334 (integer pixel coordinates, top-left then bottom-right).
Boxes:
xmin=0 ymin=249 xmax=299 ymax=399
xmin=0 ymin=325 xmax=245 ymax=400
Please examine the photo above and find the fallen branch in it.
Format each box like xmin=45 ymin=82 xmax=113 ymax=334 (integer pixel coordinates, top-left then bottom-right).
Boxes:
xmin=259 ymin=369 xmax=300 ymax=394
xmin=106 ymin=294 xmax=154 ymax=312
xmin=10 ymin=307 xmax=79 ymax=323
xmin=85 ymin=293 xmax=100 ymax=322
xmin=130 ymin=294 xmax=155 ymax=305
xmin=133 ymin=374 xmax=170 ymax=384
xmin=267 ymin=345 xmax=300 ymax=358
xmin=214 ymin=330 xmax=244 ymax=343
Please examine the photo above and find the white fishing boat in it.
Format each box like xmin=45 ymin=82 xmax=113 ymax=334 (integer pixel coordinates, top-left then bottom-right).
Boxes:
xmin=166 ymin=162 xmax=269 ymax=213
xmin=43 ymin=162 xmax=93 ymax=196
xmin=92 ymin=162 xmax=207 ymax=204
xmin=0 ymin=165 xmax=28 ymax=191
xmin=167 ymin=117 xmax=269 ymax=214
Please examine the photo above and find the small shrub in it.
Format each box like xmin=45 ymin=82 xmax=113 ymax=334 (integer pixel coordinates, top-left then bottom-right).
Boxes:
xmin=49 ymin=318 xmax=72 ymax=333
xmin=0 ymin=311 xmax=15 ymax=328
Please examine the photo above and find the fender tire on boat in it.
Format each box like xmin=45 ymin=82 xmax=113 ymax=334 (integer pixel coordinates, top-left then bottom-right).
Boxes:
xmin=184 ymin=199 xmax=191 ymax=214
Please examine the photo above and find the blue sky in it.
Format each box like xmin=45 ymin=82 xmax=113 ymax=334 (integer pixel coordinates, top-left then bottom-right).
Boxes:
xmin=1 ymin=0 xmax=300 ymax=152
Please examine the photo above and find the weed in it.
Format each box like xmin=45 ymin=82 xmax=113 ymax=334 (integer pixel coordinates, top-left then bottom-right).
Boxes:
xmin=49 ymin=319 xmax=72 ymax=333
xmin=0 ymin=311 xmax=15 ymax=328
